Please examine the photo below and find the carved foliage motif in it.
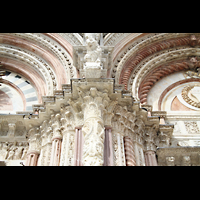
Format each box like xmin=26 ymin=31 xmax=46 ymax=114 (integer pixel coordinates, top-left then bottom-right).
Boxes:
xmin=0 ymin=142 xmax=28 ymax=160
xmin=38 ymin=106 xmax=76 ymax=166
xmin=111 ymin=105 xmax=149 ymax=166
xmin=181 ymin=85 xmax=200 ymax=108
xmin=82 ymin=118 xmax=104 ymax=166
xmin=71 ymin=87 xmax=112 ymax=166
xmin=144 ymin=125 xmax=158 ymax=151
xmin=184 ymin=121 xmax=200 ymax=134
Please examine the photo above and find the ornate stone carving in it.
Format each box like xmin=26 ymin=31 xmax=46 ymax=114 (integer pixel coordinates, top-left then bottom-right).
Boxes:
xmin=26 ymin=127 xmax=41 ymax=153
xmin=184 ymin=121 xmax=200 ymax=134
xmin=124 ymin=136 xmax=136 ymax=166
xmin=49 ymin=113 xmax=63 ymax=140
xmin=157 ymin=147 xmax=200 ymax=166
xmin=82 ymin=118 xmax=104 ymax=166
xmin=182 ymin=155 xmax=191 ymax=166
xmin=0 ymin=141 xmax=28 ymax=160
xmin=80 ymin=87 xmax=110 ymax=166
xmin=166 ymin=156 xmax=175 ymax=166
xmin=84 ymin=33 xmax=102 ymax=69
xmin=157 ymin=125 xmax=174 ymax=147
xmin=181 ymin=85 xmax=200 ymax=108
xmin=189 ymin=35 xmax=198 ymax=47
xmin=144 ymin=124 xmax=158 ymax=152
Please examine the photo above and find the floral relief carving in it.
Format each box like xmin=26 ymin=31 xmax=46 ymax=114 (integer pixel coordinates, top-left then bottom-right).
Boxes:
xmin=181 ymin=85 xmax=200 ymax=108
xmin=184 ymin=121 xmax=200 ymax=134
xmin=82 ymin=118 xmax=105 ymax=166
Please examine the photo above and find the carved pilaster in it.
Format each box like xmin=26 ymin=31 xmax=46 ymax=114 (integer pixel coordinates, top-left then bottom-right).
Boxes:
xmin=25 ymin=127 xmax=41 ymax=166
xmin=49 ymin=138 xmax=62 ymax=166
xmin=81 ymin=87 xmax=110 ymax=166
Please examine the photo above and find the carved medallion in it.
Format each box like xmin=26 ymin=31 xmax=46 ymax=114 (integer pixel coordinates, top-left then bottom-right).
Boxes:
xmin=181 ymin=85 xmax=200 ymax=108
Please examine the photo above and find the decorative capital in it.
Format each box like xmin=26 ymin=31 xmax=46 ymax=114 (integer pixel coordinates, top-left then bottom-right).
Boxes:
xmin=144 ymin=124 xmax=158 ymax=152
xmin=157 ymin=124 xmax=174 ymax=148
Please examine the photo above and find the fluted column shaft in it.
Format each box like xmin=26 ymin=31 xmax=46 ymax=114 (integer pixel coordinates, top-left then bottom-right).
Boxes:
xmin=25 ymin=150 xmax=40 ymax=166
xmin=144 ymin=150 xmax=157 ymax=166
xmin=74 ymin=127 xmax=83 ymax=166
xmin=50 ymin=137 xmax=62 ymax=166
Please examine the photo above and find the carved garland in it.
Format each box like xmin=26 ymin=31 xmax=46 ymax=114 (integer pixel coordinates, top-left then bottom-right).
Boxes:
xmin=181 ymin=85 xmax=200 ymax=108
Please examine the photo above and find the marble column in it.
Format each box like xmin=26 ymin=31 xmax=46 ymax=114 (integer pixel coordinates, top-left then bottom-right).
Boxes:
xmin=25 ymin=150 xmax=40 ymax=166
xmin=74 ymin=127 xmax=83 ymax=166
xmin=124 ymin=136 xmax=136 ymax=166
xmin=50 ymin=136 xmax=62 ymax=166
xmin=144 ymin=150 xmax=157 ymax=166
xmin=104 ymin=127 xmax=114 ymax=166
xmin=25 ymin=128 xmax=40 ymax=166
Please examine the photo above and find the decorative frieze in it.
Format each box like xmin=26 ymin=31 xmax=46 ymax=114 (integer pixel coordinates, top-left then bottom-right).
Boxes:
xmin=157 ymin=147 xmax=200 ymax=166
xmin=0 ymin=141 xmax=28 ymax=160
xmin=184 ymin=121 xmax=200 ymax=134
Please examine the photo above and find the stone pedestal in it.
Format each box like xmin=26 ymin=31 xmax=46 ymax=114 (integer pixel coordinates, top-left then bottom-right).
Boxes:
xmin=144 ymin=150 xmax=157 ymax=166
xmin=80 ymin=68 xmax=107 ymax=79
